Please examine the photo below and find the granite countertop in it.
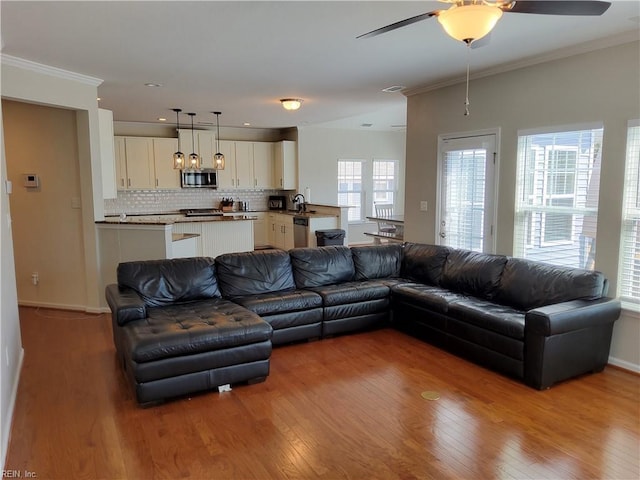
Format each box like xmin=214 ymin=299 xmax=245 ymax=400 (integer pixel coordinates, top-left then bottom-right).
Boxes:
xmin=97 ymin=214 xmax=258 ymax=225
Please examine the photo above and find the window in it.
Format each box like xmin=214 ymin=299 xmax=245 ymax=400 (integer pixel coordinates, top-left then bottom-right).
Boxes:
xmin=514 ymin=125 xmax=603 ymax=269
xmin=619 ymin=121 xmax=640 ymax=307
xmin=338 ymin=160 xmax=364 ymax=222
xmin=338 ymin=159 xmax=398 ymax=222
xmin=372 ymin=160 xmax=398 ymax=208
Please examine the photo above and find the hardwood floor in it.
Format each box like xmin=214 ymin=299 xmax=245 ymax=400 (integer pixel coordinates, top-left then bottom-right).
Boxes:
xmin=5 ymin=306 xmax=640 ymax=479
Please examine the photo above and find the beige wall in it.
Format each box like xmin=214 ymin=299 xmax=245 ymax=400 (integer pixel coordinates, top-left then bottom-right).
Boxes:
xmin=2 ymin=100 xmax=88 ymax=309
xmin=404 ymin=40 xmax=640 ymax=369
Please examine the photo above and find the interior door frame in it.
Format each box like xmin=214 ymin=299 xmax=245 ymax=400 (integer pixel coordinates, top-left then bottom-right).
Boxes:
xmin=435 ymin=127 xmax=501 ymax=254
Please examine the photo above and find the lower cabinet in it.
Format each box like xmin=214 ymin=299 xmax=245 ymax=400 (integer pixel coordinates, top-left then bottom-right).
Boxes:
xmin=268 ymin=213 xmax=294 ymax=250
xmin=252 ymin=212 xmax=269 ymax=248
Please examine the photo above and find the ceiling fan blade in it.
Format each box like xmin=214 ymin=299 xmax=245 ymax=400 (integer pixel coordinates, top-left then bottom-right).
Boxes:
xmin=505 ymin=1 xmax=611 ymax=16
xmin=357 ymin=11 xmax=440 ymax=39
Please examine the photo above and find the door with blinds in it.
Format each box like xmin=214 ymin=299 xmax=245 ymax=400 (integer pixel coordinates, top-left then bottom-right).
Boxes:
xmin=437 ymin=133 xmax=497 ymax=253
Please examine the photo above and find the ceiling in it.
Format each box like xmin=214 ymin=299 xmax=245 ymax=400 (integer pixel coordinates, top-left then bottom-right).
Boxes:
xmin=1 ymin=1 xmax=639 ymax=131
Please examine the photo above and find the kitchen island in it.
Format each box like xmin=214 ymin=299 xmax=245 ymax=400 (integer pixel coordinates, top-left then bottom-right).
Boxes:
xmin=96 ymin=213 xmax=256 ymax=309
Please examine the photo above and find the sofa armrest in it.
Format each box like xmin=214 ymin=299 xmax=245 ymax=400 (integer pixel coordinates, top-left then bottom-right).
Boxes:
xmin=105 ymin=284 xmax=146 ymax=326
xmin=525 ymin=297 xmax=621 ymax=336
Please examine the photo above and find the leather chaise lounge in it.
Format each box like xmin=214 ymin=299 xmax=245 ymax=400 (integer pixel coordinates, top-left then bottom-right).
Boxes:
xmin=105 ymin=243 xmax=621 ymax=404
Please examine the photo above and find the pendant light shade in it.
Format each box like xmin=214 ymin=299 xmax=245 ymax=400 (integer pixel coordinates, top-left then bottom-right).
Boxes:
xmin=187 ymin=112 xmax=201 ymax=169
xmin=212 ymin=111 xmax=225 ymax=170
xmin=172 ymin=108 xmax=185 ymax=169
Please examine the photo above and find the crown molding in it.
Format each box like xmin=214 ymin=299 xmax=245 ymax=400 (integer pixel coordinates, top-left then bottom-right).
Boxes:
xmin=0 ymin=54 xmax=103 ymax=87
xmin=404 ymin=30 xmax=639 ymax=98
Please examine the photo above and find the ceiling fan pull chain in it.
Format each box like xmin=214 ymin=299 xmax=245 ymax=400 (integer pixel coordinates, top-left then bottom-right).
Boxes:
xmin=464 ymin=43 xmax=471 ymax=116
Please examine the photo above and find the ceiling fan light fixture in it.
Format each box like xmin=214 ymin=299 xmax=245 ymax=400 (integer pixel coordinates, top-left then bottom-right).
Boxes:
xmin=437 ymin=4 xmax=503 ymax=44
xmin=281 ymin=98 xmax=303 ymax=111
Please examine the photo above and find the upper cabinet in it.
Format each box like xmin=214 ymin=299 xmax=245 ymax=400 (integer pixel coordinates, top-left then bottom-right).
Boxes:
xmin=216 ymin=140 xmax=276 ymax=189
xmin=274 ymin=140 xmax=297 ymax=190
xmin=152 ymin=138 xmax=181 ymax=189
xmin=178 ymin=129 xmax=216 ymax=169
xmin=98 ymin=109 xmax=117 ymax=199
xmin=115 ymin=136 xmax=180 ymax=190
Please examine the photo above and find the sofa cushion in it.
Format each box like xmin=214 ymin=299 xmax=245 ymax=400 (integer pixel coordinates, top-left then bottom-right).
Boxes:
xmin=441 ymin=250 xmax=507 ymax=299
xmin=495 ymin=258 xmax=606 ymax=311
xmin=447 ymin=297 xmax=525 ymax=340
xmin=216 ymin=249 xmax=296 ymax=297
xmin=290 ymin=246 xmax=355 ymax=288
xmin=123 ymin=299 xmax=272 ymax=363
xmin=401 ymin=243 xmax=451 ymax=286
xmin=391 ymin=284 xmax=466 ymax=314
xmin=308 ymin=281 xmax=390 ymax=307
xmin=231 ymin=289 xmax=323 ymax=316
xmin=351 ymin=244 xmax=403 ymax=280
xmin=117 ymin=257 xmax=220 ymax=307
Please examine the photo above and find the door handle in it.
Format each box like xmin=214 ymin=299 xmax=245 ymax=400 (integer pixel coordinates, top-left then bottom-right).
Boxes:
xmin=440 ymin=232 xmax=446 ymax=238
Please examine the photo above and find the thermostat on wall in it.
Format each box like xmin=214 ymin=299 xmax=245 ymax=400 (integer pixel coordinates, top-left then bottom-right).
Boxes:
xmin=23 ymin=174 xmax=39 ymax=188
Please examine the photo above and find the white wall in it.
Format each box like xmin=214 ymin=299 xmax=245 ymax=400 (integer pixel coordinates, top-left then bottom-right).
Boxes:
xmin=405 ymin=39 xmax=640 ymax=370
xmin=297 ymin=126 xmax=406 ymax=243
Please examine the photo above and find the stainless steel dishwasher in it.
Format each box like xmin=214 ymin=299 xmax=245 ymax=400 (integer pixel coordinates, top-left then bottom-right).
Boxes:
xmin=293 ymin=216 xmax=309 ymax=247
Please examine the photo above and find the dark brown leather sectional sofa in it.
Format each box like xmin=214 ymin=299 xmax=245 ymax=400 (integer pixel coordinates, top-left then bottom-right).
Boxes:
xmin=105 ymin=243 xmax=621 ymax=405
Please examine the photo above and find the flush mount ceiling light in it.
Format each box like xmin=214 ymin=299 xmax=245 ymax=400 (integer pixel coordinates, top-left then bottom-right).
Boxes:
xmin=171 ymin=108 xmax=185 ymax=170
xmin=187 ymin=112 xmax=201 ymax=170
xmin=144 ymin=82 xmax=162 ymax=87
xmin=281 ymin=98 xmax=303 ymax=111
xmin=211 ymin=111 xmax=225 ymax=170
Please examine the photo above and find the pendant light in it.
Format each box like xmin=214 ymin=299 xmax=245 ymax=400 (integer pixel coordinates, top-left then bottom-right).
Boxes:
xmin=212 ymin=111 xmax=225 ymax=170
xmin=187 ymin=112 xmax=201 ymax=169
xmin=172 ymin=108 xmax=185 ymax=169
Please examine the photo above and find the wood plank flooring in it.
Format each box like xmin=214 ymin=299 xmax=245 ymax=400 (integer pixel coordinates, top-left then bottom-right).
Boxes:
xmin=4 ymin=306 xmax=640 ymax=479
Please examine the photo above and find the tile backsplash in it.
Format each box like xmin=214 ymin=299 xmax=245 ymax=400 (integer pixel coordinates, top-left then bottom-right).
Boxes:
xmin=104 ymin=189 xmax=294 ymax=216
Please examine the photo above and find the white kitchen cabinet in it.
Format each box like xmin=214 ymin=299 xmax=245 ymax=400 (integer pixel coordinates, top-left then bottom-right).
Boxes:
xmin=178 ymin=129 xmax=216 ymax=169
xmin=234 ymin=141 xmax=254 ymax=189
xmin=114 ymin=136 xmax=127 ymax=191
xmin=99 ymin=109 xmax=117 ymax=199
xmin=269 ymin=213 xmax=294 ymax=250
xmin=274 ymin=140 xmax=297 ymax=190
xmin=152 ymin=138 xmax=181 ymax=189
xmin=123 ymin=137 xmax=155 ymax=189
xmin=216 ymin=140 xmax=237 ymax=189
xmin=252 ymin=212 xmax=268 ymax=248
xmin=252 ymin=142 xmax=275 ymax=188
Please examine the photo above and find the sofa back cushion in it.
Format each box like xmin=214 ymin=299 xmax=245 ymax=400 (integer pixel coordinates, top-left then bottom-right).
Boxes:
xmin=351 ymin=244 xmax=403 ymax=280
xmin=117 ymin=257 xmax=220 ymax=307
xmin=215 ymin=249 xmax=296 ymax=297
xmin=441 ymin=250 xmax=508 ymax=299
xmin=401 ymin=243 xmax=451 ymax=286
xmin=289 ymin=246 xmax=355 ymax=288
xmin=495 ymin=257 xmax=606 ymax=311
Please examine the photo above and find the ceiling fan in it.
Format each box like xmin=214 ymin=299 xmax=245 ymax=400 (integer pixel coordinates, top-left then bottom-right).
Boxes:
xmin=358 ymin=1 xmax=611 ymax=116
xmin=357 ymin=1 xmax=611 ymax=45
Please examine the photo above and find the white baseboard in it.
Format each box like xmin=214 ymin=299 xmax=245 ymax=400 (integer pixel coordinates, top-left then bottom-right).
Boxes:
xmin=608 ymin=356 xmax=640 ymax=374
xmin=1 ymin=347 xmax=24 ymax=470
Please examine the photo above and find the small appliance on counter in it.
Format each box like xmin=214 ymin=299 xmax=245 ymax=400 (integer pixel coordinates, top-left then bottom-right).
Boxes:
xmin=181 ymin=169 xmax=218 ymax=188
xmin=268 ymin=195 xmax=287 ymax=210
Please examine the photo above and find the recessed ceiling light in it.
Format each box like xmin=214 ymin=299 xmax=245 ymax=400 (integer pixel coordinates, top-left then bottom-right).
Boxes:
xmin=157 ymin=117 xmax=167 ymax=122
xmin=97 ymin=97 xmax=101 ymax=101
xmin=243 ymin=122 xmax=251 ymax=126
xmin=144 ymin=82 xmax=162 ymax=87
xmin=382 ymin=85 xmax=405 ymax=93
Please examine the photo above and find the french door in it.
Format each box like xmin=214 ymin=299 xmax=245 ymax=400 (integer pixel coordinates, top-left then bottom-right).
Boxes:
xmin=437 ymin=133 xmax=498 ymax=253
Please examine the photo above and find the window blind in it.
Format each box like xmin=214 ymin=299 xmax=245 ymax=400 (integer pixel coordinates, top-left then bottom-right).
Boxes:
xmin=338 ymin=160 xmax=364 ymax=222
xmin=619 ymin=121 xmax=640 ymax=307
xmin=514 ymin=126 xmax=603 ymax=269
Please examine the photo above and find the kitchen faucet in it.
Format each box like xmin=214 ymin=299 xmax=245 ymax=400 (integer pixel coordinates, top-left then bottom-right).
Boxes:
xmin=292 ymin=193 xmax=306 ymax=213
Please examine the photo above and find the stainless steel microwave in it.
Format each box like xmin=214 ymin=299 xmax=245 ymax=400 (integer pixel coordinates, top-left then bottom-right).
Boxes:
xmin=181 ymin=169 xmax=218 ymax=188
